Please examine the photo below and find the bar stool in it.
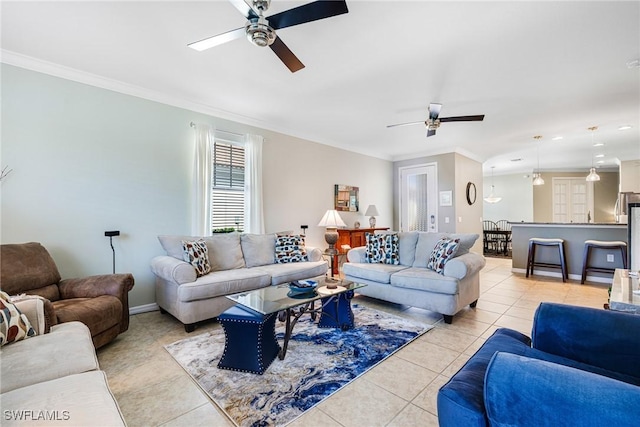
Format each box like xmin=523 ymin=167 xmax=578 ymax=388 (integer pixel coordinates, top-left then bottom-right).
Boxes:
xmin=526 ymin=238 xmax=568 ymax=282
xmin=581 ymin=240 xmax=628 ymax=284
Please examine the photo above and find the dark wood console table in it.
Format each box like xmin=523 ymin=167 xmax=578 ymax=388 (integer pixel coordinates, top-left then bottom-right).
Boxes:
xmin=337 ymin=228 xmax=390 ymax=249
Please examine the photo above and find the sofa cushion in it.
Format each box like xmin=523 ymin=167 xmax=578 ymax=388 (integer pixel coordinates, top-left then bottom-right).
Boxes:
xmin=342 ymin=262 xmax=408 ymax=284
xmin=241 ymin=233 xmax=276 ymax=267
xmin=203 ymin=233 xmax=246 ymax=271
xmin=0 ymin=371 xmax=126 ymax=426
xmin=177 ymin=269 xmax=272 ymax=302
xmin=53 ymin=296 xmax=122 ymax=338
xmin=390 ymin=267 xmax=460 ymax=294
xmin=0 ymin=321 xmax=98 ymax=393
xmin=438 ymin=328 xmax=532 ymax=427
xmin=0 ymin=291 xmax=36 ymax=347
xmin=158 ymin=234 xmax=196 ymax=260
xmin=181 ymin=239 xmax=211 ymax=277
xmin=0 ymin=242 xmax=62 ymax=295
xmin=398 ymin=231 xmax=420 ymax=266
xmin=449 ymin=233 xmax=479 ymax=256
xmin=438 ymin=327 xmax=640 ymax=427
xmin=427 ymin=238 xmax=460 ymax=274
xmin=254 ymin=260 xmax=328 ymax=285
xmin=275 ymin=235 xmax=308 ymax=263
xmin=365 ymin=233 xmax=400 ymax=265
xmin=412 ymin=232 xmax=447 ymax=268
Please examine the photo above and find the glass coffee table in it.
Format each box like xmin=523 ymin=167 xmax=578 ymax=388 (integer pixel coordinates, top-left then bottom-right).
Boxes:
xmin=217 ymin=278 xmax=365 ymax=374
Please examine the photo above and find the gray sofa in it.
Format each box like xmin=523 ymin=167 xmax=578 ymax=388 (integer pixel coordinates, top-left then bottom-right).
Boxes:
xmin=343 ymin=231 xmax=486 ymax=323
xmin=1 ymin=296 xmax=126 ymax=426
xmin=150 ymin=232 xmax=327 ymax=332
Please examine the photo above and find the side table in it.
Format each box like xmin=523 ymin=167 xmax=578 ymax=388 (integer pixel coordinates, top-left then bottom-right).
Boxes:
xmin=609 ymin=269 xmax=640 ymax=314
xmin=323 ymin=249 xmax=346 ymax=278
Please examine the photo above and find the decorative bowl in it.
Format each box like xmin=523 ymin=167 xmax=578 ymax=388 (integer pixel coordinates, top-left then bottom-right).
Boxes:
xmin=288 ymin=280 xmax=318 ymax=295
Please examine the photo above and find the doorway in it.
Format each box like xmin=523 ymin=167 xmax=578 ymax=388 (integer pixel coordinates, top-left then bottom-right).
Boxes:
xmin=399 ymin=163 xmax=438 ymax=232
xmin=552 ymin=177 xmax=594 ymax=223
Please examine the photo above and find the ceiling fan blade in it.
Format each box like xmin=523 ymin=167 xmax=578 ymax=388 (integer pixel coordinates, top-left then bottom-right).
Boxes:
xmin=188 ymin=27 xmax=245 ymax=51
xmin=269 ymin=36 xmax=305 ymax=72
xmin=228 ymin=0 xmax=258 ymax=19
xmin=428 ymin=103 xmax=442 ymax=120
xmin=386 ymin=120 xmax=425 ymax=128
xmin=427 ymin=129 xmax=437 ymax=137
xmin=268 ymin=0 xmax=349 ymax=30
xmin=439 ymin=115 xmax=485 ymax=122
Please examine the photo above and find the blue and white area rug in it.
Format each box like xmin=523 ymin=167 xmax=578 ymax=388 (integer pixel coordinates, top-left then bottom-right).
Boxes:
xmin=165 ymin=304 xmax=432 ymax=427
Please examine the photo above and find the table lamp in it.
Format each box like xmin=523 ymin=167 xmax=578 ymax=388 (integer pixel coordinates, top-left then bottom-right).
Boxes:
xmin=365 ymin=205 xmax=379 ymax=228
xmin=318 ymin=209 xmax=346 ymax=256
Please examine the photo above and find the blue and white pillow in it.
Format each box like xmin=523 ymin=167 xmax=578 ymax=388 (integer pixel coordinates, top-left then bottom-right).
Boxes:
xmin=427 ymin=237 xmax=460 ymax=274
xmin=365 ymin=233 xmax=399 ymax=265
xmin=275 ymin=235 xmax=308 ymax=263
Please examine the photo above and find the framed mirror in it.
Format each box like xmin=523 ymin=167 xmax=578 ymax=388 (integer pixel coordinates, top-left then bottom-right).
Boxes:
xmin=335 ymin=184 xmax=359 ymax=212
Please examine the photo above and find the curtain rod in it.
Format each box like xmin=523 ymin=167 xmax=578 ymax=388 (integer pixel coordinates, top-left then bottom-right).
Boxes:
xmin=189 ymin=122 xmax=244 ymax=138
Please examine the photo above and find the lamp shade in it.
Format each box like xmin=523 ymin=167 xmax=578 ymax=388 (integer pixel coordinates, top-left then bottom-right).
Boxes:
xmin=586 ymin=167 xmax=601 ymax=182
xmin=532 ymin=173 xmax=545 ymax=186
xmin=364 ymin=205 xmax=379 ymax=217
xmin=317 ymin=210 xmax=347 ymax=228
xmin=484 ymin=185 xmax=502 ymax=204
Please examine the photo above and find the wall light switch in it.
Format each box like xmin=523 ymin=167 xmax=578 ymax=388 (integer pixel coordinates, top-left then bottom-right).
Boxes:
xmin=445 ymin=217 xmax=450 ymax=223
xmin=458 ymin=217 xmax=463 ymax=223
xmin=607 ymin=254 xmax=615 ymax=263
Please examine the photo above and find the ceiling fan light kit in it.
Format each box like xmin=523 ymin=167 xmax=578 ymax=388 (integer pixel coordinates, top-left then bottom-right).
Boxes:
xmin=188 ymin=0 xmax=349 ymax=73
xmin=246 ymin=16 xmax=276 ymax=47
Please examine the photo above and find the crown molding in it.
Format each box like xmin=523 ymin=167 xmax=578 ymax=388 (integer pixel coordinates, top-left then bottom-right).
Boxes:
xmin=1 ymin=50 xmax=392 ymax=161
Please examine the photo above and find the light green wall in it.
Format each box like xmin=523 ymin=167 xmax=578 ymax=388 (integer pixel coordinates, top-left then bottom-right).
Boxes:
xmin=1 ymin=64 xmax=393 ymax=308
xmin=482 ymin=173 xmax=534 ymax=223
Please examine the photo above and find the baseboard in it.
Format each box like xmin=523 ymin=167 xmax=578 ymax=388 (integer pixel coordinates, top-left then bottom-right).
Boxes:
xmin=511 ymin=268 xmax=612 ymax=284
xmin=129 ymin=303 xmax=159 ymax=315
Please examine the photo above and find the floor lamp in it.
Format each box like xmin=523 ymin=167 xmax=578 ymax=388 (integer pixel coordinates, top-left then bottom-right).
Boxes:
xmin=105 ymin=230 xmax=120 ymax=274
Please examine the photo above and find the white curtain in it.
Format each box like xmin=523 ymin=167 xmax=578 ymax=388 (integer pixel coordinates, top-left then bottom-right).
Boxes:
xmin=244 ymin=134 xmax=264 ymax=233
xmin=192 ymin=124 xmax=214 ymax=236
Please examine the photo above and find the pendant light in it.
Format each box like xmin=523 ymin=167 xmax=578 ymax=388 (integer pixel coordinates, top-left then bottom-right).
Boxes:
xmin=585 ymin=126 xmax=601 ymax=182
xmin=532 ymin=135 xmax=545 ymax=186
xmin=484 ymin=166 xmax=502 ymax=204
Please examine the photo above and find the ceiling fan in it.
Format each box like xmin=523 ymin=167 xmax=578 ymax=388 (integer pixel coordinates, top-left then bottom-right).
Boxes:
xmin=387 ymin=103 xmax=485 ymax=137
xmin=188 ymin=0 xmax=349 ymax=73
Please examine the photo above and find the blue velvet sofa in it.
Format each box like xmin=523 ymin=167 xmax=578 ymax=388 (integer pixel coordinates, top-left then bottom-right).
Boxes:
xmin=437 ymin=302 xmax=640 ymax=426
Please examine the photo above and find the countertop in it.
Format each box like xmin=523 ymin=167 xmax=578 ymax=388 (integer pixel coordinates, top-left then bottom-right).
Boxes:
xmin=511 ymin=222 xmax=626 ymax=228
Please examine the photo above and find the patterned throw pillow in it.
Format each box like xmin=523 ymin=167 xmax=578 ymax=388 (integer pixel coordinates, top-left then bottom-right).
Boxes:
xmin=427 ymin=238 xmax=460 ymax=274
xmin=275 ymin=235 xmax=308 ymax=264
xmin=0 ymin=290 xmax=36 ymax=346
xmin=365 ymin=233 xmax=400 ymax=265
xmin=182 ymin=239 xmax=211 ymax=277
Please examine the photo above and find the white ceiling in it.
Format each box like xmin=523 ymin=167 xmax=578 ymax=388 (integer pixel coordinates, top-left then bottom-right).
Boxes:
xmin=2 ymin=1 xmax=639 ymax=176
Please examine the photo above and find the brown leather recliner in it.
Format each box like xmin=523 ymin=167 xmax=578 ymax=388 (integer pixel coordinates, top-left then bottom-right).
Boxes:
xmin=0 ymin=242 xmax=134 ymax=348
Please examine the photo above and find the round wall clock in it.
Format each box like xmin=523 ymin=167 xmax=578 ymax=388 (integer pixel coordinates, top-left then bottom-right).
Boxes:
xmin=466 ymin=182 xmax=477 ymax=205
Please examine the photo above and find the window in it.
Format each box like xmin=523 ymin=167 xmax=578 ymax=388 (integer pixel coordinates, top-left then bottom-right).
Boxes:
xmin=211 ymin=140 xmax=245 ymax=232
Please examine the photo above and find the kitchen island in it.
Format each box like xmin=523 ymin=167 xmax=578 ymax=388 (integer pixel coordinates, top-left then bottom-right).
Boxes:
xmin=511 ymin=222 xmax=627 ymax=283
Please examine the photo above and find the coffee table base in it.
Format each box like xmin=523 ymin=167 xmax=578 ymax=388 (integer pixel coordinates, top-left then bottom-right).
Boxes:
xmin=318 ymin=290 xmax=355 ymax=330
xmin=217 ymin=305 xmax=280 ymax=375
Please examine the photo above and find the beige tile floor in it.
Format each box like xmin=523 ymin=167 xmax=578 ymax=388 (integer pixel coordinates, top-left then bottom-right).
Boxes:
xmin=97 ymin=257 xmax=609 ymax=427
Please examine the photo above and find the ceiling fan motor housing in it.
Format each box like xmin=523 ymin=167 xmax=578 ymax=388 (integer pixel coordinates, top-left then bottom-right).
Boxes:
xmin=246 ymin=16 xmax=275 ymax=47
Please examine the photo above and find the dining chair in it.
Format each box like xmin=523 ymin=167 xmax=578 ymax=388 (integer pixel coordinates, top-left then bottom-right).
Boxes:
xmin=496 ymin=220 xmax=512 ymax=255
xmin=483 ymin=220 xmax=499 ymax=254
